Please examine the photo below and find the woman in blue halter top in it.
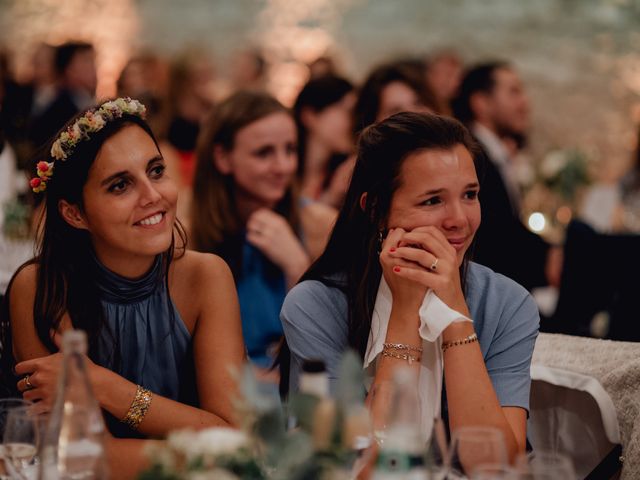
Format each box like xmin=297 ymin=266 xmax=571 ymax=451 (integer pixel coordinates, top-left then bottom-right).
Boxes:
xmin=190 ymin=91 xmax=335 ymax=370
xmin=1 ymin=98 xmax=245 ymax=478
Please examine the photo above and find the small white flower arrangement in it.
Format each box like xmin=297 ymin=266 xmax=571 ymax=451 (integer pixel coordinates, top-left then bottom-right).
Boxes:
xmin=138 ymin=352 xmax=371 ymax=480
xmin=537 ymin=148 xmax=591 ymax=201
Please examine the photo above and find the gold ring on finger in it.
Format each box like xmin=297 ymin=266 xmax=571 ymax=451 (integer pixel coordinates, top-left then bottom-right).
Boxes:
xmin=24 ymin=374 xmax=34 ymax=390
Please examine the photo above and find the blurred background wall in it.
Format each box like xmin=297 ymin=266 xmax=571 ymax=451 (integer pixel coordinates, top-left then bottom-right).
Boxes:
xmin=1 ymin=0 xmax=639 ymax=179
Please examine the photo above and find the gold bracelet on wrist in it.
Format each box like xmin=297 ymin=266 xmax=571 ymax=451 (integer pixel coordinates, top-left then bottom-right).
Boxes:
xmin=442 ymin=333 xmax=478 ymax=353
xmin=381 ymin=350 xmax=421 ymax=364
xmin=382 ymin=342 xmax=423 ymax=353
xmin=121 ymin=385 xmax=152 ymax=430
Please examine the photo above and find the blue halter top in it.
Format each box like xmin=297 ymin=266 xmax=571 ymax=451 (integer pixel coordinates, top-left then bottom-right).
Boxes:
xmin=93 ymin=255 xmax=198 ymax=438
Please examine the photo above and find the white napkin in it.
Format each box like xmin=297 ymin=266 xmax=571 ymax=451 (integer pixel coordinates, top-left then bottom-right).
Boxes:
xmin=363 ymin=277 xmax=472 ymax=441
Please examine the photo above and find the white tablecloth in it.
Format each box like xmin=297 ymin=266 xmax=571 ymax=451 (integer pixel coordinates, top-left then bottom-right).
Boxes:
xmin=530 ymin=333 xmax=640 ymax=479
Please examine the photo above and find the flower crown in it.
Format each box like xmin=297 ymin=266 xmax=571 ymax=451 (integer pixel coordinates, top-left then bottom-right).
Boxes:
xmin=30 ymin=97 xmax=147 ymax=193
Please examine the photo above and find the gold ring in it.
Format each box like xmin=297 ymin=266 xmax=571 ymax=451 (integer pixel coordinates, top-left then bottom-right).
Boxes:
xmin=430 ymin=258 xmax=439 ymax=271
xmin=24 ymin=374 xmax=33 ymax=390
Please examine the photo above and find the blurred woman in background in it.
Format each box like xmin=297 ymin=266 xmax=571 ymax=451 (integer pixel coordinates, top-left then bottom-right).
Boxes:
xmin=190 ymin=91 xmax=334 ymax=371
xmin=353 ymin=61 xmax=436 ymax=134
xmin=293 ymin=75 xmax=355 ymax=208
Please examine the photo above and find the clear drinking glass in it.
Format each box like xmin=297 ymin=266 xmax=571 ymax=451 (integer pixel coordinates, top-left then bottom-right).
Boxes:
xmin=0 ymin=399 xmax=33 ymax=479
xmin=2 ymin=406 xmax=40 ymax=480
xmin=514 ymin=450 xmax=576 ymax=479
xmin=449 ymin=426 xmax=508 ymax=477
xmin=470 ymin=463 xmax=518 ymax=479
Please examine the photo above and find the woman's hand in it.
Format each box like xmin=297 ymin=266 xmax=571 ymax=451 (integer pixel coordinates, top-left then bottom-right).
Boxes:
xmin=246 ymin=208 xmax=310 ymax=285
xmin=387 ymin=226 xmax=470 ymax=317
xmin=15 ymin=352 xmax=64 ymax=412
xmin=379 ymin=227 xmax=428 ymax=315
xmin=14 ymin=352 xmax=104 ymax=413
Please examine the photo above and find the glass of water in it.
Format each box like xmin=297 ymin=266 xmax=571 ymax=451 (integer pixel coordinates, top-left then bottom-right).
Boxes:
xmin=2 ymin=405 xmax=41 ymax=480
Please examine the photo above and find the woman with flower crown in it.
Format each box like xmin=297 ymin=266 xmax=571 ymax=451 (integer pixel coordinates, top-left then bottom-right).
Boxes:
xmin=0 ymin=98 xmax=246 ymax=478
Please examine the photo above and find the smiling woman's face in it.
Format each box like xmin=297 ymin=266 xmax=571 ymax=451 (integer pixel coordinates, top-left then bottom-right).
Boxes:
xmin=217 ymin=111 xmax=298 ymax=209
xmin=386 ymin=144 xmax=481 ymax=266
xmin=76 ymin=124 xmax=178 ymax=267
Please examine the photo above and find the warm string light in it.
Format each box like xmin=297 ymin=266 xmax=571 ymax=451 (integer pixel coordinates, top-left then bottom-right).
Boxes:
xmin=255 ymin=0 xmax=362 ymax=106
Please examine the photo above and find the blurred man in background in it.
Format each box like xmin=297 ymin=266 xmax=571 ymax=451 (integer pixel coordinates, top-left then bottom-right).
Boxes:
xmin=29 ymin=42 xmax=97 ymax=149
xmin=454 ymin=61 xmax=562 ymax=290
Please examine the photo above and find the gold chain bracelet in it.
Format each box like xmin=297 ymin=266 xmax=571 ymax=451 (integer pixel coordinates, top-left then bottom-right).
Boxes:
xmin=121 ymin=385 xmax=153 ymax=430
xmin=381 ymin=350 xmax=421 ymax=364
xmin=383 ymin=342 xmax=423 ymax=352
xmin=442 ymin=333 xmax=478 ymax=353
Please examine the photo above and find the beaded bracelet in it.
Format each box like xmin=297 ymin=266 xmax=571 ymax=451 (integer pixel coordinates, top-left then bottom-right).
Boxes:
xmin=121 ymin=385 xmax=153 ymax=430
xmin=381 ymin=350 xmax=421 ymax=364
xmin=383 ymin=342 xmax=423 ymax=353
xmin=442 ymin=333 xmax=478 ymax=353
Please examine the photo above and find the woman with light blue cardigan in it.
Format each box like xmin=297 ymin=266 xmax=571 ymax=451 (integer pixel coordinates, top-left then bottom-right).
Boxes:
xmin=281 ymin=112 xmax=539 ymax=464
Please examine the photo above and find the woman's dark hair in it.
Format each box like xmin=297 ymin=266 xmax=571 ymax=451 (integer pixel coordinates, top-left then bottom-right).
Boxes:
xmin=293 ymin=75 xmax=354 ymax=179
xmin=0 ymin=103 xmax=186 ymax=386
xmin=190 ymin=90 xmax=299 ymax=279
xmin=302 ymin=112 xmax=483 ymax=357
xmin=353 ymin=61 xmax=436 ymax=135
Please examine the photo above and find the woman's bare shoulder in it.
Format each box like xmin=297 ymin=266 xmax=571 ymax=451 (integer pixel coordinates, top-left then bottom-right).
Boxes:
xmin=171 ymin=250 xmax=233 ymax=285
xmin=9 ymin=262 xmax=38 ymax=300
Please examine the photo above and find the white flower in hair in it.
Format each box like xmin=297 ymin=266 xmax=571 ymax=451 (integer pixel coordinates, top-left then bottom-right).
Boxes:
xmin=34 ymin=97 xmax=147 ymax=192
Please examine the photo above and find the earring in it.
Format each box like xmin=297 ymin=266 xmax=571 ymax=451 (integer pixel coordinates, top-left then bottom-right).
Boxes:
xmin=376 ymin=229 xmax=384 ymax=255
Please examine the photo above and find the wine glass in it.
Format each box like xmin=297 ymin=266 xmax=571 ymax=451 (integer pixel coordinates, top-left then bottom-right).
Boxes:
xmin=0 ymin=399 xmax=33 ymax=478
xmin=449 ymin=426 xmax=508 ymax=477
xmin=2 ymin=406 xmax=40 ymax=480
xmin=514 ymin=450 xmax=576 ymax=479
xmin=470 ymin=463 xmax=518 ymax=479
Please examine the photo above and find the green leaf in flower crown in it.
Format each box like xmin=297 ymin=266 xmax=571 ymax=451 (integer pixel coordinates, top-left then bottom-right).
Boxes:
xmin=335 ymin=349 xmax=365 ymax=410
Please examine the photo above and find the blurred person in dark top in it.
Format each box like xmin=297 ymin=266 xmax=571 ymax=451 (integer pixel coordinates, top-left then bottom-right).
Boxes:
xmin=1 ymin=44 xmax=57 ymax=167
xmin=453 ymin=61 xmax=562 ymax=290
xmin=165 ymin=50 xmax=216 ymax=187
xmin=293 ymin=75 xmax=355 ymax=208
xmin=353 ymin=61 xmax=437 ymax=134
xmin=28 ymin=42 xmax=96 ymax=150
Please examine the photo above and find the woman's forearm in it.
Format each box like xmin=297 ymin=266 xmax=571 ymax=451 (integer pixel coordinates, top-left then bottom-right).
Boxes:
xmin=105 ymin=437 xmax=157 ymax=480
xmin=442 ymin=322 xmax=521 ymax=461
xmin=92 ymin=366 xmax=231 ymax=437
xmin=367 ymin=305 xmax=422 ymax=429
